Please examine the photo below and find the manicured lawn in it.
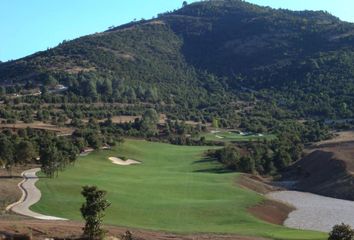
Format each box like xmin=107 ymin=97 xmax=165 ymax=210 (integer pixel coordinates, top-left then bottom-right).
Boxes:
xmin=32 ymin=139 xmax=325 ymax=240
xmin=201 ymin=131 xmax=276 ymax=142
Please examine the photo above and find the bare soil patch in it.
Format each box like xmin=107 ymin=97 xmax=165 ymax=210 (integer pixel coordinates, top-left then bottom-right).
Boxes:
xmin=284 ymin=141 xmax=354 ymax=200
xmin=313 ymin=130 xmax=354 ymax=146
xmin=82 ymin=114 xmax=167 ymax=124
xmin=82 ymin=116 xmax=140 ymax=124
xmin=249 ymin=199 xmax=294 ymax=225
xmin=237 ymin=174 xmax=280 ymax=194
xmin=0 ymin=220 xmax=268 ymax=240
xmin=0 ymin=121 xmax=74 ymax=135
xmin=237 ymin=175 xmax=293 ymax=225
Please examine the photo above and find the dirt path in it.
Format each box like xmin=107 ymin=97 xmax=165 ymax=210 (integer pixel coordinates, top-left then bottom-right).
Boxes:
xmin=6 ymin=168 xmax=67 ymax=220
xmin=267 ymin=190 xmax=354 ymax=232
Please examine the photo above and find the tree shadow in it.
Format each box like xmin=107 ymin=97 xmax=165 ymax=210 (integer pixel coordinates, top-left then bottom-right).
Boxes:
xmin=0 ymin=231 xmax=32 ymax=240
xmin=192 ymin=156 xmax=233 ymax=174
xmin=194 ymin=168 xmax=234 ymax=174
xmin=0 ymin=176 xmax=22 ymax=179
xmin=193 ymin=156 xmax=215 ymax=164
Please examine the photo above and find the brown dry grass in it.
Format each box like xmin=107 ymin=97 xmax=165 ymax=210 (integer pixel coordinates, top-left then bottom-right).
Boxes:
xmin=0 ymin=121 xmax=74 ymax=135
xmin=0 ymin=220 xmax=268 ymax=240
xmin=82 ymin=114 xmax=167 ymax=124
xmin=313 ymin=130 xmax=354 ymax=146
xmin=82 ymin=116 xmax=140 ymax=124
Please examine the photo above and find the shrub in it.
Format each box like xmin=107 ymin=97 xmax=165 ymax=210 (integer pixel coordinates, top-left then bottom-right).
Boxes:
xmin=328 ymin=223 xmax=354 ymax=240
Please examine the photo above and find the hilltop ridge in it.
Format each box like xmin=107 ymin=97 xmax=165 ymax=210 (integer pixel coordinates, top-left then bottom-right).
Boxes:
xmin=1 ymin=0 xmax=354 ymax=118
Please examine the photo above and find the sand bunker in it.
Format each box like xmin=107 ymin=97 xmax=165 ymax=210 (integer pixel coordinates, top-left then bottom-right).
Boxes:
xmin=215 ymin=135 xmax=224 ymax=139
xmin=109 ymin=157 xmax=141 ymax=166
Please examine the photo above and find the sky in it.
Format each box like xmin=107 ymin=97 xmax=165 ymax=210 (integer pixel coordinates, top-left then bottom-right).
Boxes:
xmin=1 ymin=0 xmax=353 ymax=62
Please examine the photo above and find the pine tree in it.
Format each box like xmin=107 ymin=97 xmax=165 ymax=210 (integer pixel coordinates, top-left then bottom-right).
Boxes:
xmin=81 ymin=186 xmax=111 ymax=240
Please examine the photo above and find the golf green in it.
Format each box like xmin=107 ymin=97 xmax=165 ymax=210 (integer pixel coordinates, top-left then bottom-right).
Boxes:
xmin=32 ymin=139 xmax=325 ymax=240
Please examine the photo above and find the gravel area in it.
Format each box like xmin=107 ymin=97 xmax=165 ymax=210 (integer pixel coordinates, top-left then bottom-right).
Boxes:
xmin=267 ymin=190 xmax=354 ymax=232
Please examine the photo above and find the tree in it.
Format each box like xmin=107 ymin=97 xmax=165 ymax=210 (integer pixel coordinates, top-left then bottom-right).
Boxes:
xmin=16 ymin=141 xmax=36 ymax=164
xmin=81 ymin=186 xmax=111 ymax=240
xmin=44 ymin=75 xmax=58 ymax=87
xmin=0 ymin=136 xmax=14 ymax=176
xmin=125 ymin=87 xmax=137 ymax=102
xmin=182 ymin=1 xmax=188 ymax=7
xmin=82 ymin=80 xmax=98 ymax=101
xmin=212 ymin=118 xmax=219 ymax=128
xmin=136 ymin=85 xmax=145 ymax=100
xmin=273 ymin=149 xmax=292 ymax=170
xmin=39 ymin=143 xmax=62 ymax=178
xmin=0 ymin=86 xmax=5 ymax=96
xmin=140 ymin=109 xmax=159 ymax=135
xmin=0 ymin=159 xmax=5 ymax=169
xmin=86 ymin=131 xmax=103 ymax=149
xmin=102 ymin=79 xmax=113 ymax=96
xmin=328 ymin=223 xmax=354 ymax=240
xmin=144 ymin=87 xmax=158 ymax=102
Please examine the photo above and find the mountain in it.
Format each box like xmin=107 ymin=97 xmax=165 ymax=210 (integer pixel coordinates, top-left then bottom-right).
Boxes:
xmin=1 ymin=0 xmax=354 ymax=118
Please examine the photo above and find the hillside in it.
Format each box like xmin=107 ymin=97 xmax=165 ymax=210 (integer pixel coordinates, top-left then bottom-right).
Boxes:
xmin=283 ymin=140 xmax=354 ymax=200
xmin=1 ymin=0 xmax=354 ymax=118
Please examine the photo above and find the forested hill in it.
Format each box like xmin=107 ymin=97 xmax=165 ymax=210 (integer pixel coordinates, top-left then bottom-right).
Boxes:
xmin=1 ymin=0 xmax=354 ymax=118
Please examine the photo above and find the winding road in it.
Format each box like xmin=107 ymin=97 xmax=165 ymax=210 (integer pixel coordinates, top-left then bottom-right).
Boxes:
xmin=6 ymin=168 xmax=67 ymax=220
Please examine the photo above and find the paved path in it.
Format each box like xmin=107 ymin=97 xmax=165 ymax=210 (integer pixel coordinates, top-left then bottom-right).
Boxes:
xmin=267 ymin=190 xmax=354 ymax=232
xmin=6 ymin=168 xmax=67 ymax=220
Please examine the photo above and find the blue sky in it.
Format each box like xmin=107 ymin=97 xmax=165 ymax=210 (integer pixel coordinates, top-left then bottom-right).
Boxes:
xmin=1 ymin=0 xmax=353 ymax=62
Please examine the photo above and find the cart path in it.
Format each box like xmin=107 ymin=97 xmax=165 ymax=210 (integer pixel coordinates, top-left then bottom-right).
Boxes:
xmin=6 ymin=168 xmax=67 ymax=220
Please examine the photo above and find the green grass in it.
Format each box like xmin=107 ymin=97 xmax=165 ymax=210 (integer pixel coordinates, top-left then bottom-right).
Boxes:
xmin=32 ymin=139 xmax=325 ymax=240
xmin=201 ymin=130 xmax=276 ymax=142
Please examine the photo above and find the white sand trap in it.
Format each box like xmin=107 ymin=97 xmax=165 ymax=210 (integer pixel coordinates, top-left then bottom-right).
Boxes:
xmin=215 ymin=135 xmax=224 ymax=139
xmin=109 ymin=157 xmax=141 ymax=166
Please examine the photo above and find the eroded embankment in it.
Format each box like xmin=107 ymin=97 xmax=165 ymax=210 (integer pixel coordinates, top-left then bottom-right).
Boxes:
xmin=284 ymin=141 xmax=354 ymax=200
xmin=237 ymin=175 xmax=294 ymax=225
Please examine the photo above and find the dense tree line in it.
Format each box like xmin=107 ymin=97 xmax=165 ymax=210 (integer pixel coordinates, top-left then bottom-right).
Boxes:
xmin=1 ymin=0 xmax=354 ymax=121
xmin=0 ymin=123 xmax=124 ymax=178
xmin=209 ymin=120 xmax=330 ymax=175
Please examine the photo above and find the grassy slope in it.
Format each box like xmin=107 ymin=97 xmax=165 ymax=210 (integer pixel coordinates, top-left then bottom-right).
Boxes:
xmin=32 ymin=139 xmax=325 ymax=240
